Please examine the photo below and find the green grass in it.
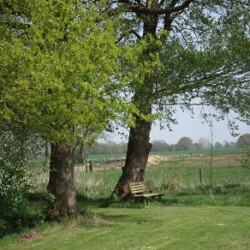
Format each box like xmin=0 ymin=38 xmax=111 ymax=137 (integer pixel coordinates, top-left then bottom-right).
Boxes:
xmin=1 ymin=206 xmax=250 ymax=250
xmin=86 ymin=153 xmax=125 ymax=162
xmin=146 ymin=162 xmax=250 ymax=187
xmin=1 ymin=154 xmax=250 ymax=249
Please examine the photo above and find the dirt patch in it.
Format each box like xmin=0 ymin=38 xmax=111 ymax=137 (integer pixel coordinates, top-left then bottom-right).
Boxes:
xmin=75 ymin=154 xmax=241 ymax=172
xmin=187 ymin=161 xmax=241 ymax=168
xmin=75 ymin=155 xmax=168 ymax=172
xmin=19 ymin=230 xmax=41 ymax=242
xmin=147 ymin=155 xmax=168 ymax=166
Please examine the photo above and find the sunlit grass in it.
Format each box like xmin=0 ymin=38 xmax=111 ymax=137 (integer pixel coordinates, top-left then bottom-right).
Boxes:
xmin=1 ymin=206 xmax=250 ymax=250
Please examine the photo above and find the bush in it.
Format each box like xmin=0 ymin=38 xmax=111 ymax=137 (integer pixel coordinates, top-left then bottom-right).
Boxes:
xmin=0 ymin=131 xmax=47 ymax=237
xmin=240 ymin=147 xmax=250 ymax=169
xmin=0 ymin=161 xmax=32 ymax=213
xmin=0 ymin=160 xmax=36 ymax=236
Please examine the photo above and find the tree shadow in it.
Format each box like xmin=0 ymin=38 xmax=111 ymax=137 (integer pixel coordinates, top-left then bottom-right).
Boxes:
xmin=77 ymin=193 xmax=114 ymax=208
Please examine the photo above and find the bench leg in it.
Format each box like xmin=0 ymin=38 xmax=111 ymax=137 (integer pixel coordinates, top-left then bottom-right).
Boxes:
xmin=134 ymin=197 xmax=146 ymax=205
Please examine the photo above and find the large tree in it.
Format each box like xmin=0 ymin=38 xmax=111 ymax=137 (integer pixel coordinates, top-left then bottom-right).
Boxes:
xmin=237 ymin=134 xmax=250 ymax=147
xmin=113 ymin=0 xmax=250 ymax=199
xmin=176 ymin=137 xmax=193 ymax=151
xmin=0 ymin=0 xmax=136 ymax=217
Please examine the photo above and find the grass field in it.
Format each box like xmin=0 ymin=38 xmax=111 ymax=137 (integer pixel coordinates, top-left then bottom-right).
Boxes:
xmin=1 ymin=205 xmax=250 ymax=250
xmin=1 ymin=153 xmax=250 ymax=249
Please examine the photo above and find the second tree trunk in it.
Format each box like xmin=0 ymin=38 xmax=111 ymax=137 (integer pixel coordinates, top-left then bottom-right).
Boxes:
xmin=113 ymin=116 xmax=152 ymax=200
xmin=47 ymin=142 xmax=77 ymax=218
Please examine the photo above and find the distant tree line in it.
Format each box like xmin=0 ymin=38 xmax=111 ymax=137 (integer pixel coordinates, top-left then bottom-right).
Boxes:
xmin=151 ymin=138 xmax=237 ymax=152
xmin=81 ymin=134 xmax=250 ymax=156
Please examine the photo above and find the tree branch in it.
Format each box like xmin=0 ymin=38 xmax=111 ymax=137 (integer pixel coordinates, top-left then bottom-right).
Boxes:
xmin=118 ymin=0 xmax=195 ymax=16
xmin=131 ymin=29 xmax=142 ymax=40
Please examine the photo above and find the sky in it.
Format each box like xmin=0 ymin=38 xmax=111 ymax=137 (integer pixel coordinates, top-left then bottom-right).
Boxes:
xmin=150 ymin=113 xmax=249 ymax=144
xmin=108 ymin=108 xmax=250 ymax=144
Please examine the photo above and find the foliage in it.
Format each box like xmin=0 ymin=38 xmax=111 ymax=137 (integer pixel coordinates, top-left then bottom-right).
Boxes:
xmin=175 ymin=137 xmax=193 ymax=151
xmin=0 ymin=132 xmax=31 ymax=212
xmin=112 ymin=0 xmax=250 ymax=127
xmin=0 ymin=131 xmax=48 ymax=237
xmin=240 ymin=147 xmax=250 ymax=169
xmin=0 ymin=0 xmax=137 ymax=145
xmin=236 ymin=134 xmax=250 ymax=168
xmin=0 ymin=0 xmax=142 ymax=217
xmin=85 ymin=141 xmax=127 ymax=156
xmin=237 ymin=133 xmax=250 ymax=147
xmin=85 ymin=138 xmax=240 ymax=156
xmin=111 ymin=1 xmax=250 ymax=196
xmin=151 ymin=139 xmax=172 ymax=152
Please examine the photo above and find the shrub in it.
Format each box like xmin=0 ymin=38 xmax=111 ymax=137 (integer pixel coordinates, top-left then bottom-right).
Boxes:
xmin=240 ymin=147 xmax=250 ymax=169
xmin=0 ymin=131 xmax=47 ymax=236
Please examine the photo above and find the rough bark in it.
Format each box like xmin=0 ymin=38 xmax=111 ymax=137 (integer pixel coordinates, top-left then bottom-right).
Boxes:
xmin=47 ymin=143 xmax=77 ymax=218
xmin=113 ymin=116 xmax=152 ymax=200
xmin=113 ymin=80 xmax=153 ymax=199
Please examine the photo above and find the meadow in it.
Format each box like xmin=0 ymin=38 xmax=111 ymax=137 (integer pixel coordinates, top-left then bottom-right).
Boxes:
xmin=1 ymin=152 xmax=250 ymax=249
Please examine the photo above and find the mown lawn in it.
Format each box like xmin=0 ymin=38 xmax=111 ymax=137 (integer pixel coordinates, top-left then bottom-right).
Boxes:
xmin=1 ymin=154 xmax=249 ymax=249
xmin=1 ymin=205 xmax=250 ymax=250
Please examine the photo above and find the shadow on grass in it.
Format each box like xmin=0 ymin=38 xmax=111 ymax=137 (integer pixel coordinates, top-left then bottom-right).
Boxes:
xmin=97 ymin=213 xmax=161 ymax=225
xmin=77 ymin=193 xmax=154 ymax=210
xmin=76 ymin=211 xmax=160 ymax=229
xmin=77 ymin=193 xmax=115 ymax=209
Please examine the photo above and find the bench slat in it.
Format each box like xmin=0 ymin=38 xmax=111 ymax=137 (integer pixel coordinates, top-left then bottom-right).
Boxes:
xmin=134 ymin=192 xmax=165 ymax=198
xmin=129 ymin=182 xmax=165 ymax=204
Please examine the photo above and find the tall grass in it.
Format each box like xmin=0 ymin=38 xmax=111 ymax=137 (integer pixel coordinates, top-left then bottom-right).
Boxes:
xmin=146 ymin=161 xmax=250 ymax=188
xmin=75 ymin=170 xmax=120 ymax=198
xmin=73 ymin=156 xmax=250 ymax=207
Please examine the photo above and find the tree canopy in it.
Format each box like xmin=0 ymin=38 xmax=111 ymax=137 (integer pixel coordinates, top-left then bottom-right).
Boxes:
xmin=116 ymin=0 xmax=250 ymax=125
xmin=237 ymin=134 xmax=250 ymax=147
xmin=0 ymin=0 xmax=137 ymax=144
xmin=176 ymin=137 xmax=193 ymax=151
xmin=112 ymin=0 xmax=250 ymax=199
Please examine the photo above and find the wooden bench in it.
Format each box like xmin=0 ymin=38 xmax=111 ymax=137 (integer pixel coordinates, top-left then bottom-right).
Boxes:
xmin=129 ymin=182 xmax=166 ymax=205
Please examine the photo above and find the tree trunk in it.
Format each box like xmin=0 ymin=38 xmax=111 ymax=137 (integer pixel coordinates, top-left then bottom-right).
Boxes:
xmin=47 ymin=142 xmax=77 ymax=218
xmin=113 ymin=111 xmax=152 ymax=200
xmin=113 ymin=14 xmax=157 ymax=200
xmin=113 ymin=92 xmax=152 ymax=200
